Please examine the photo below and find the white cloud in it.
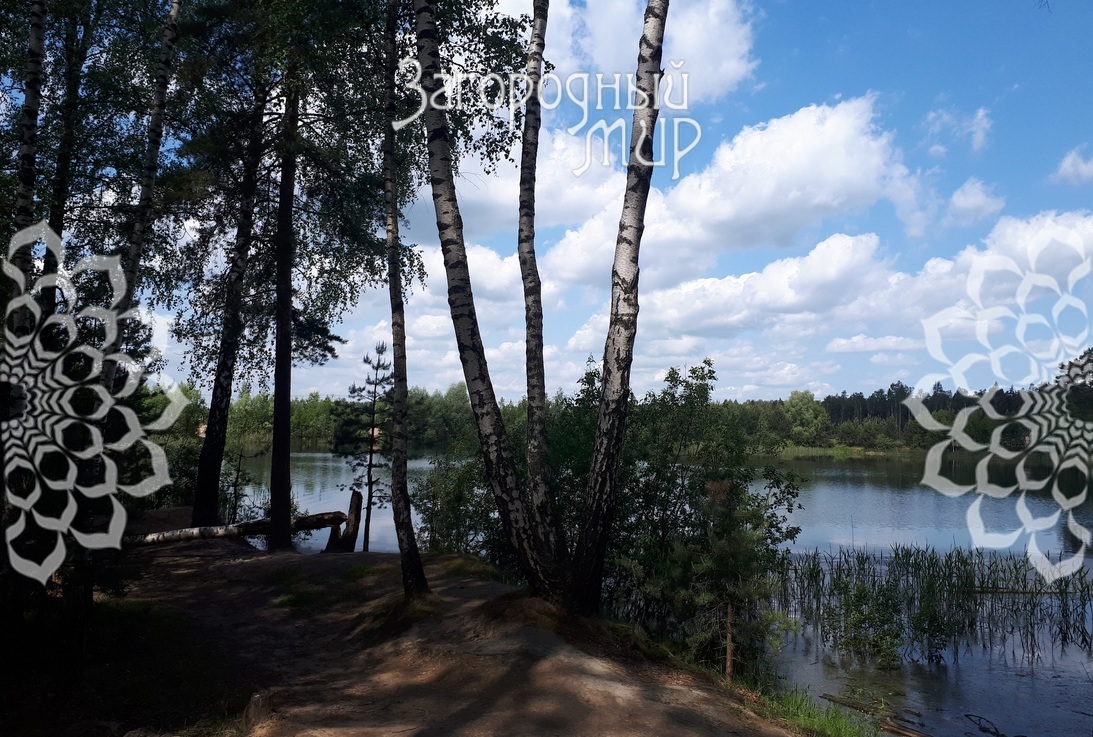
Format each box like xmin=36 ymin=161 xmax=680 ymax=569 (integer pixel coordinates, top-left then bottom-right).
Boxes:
xmin=924 ymin=106 xmax=993 ymax=153
xmin=943 ymin=177 xmax=1005 ymax=227
xmin=216 ymin=209 xmax=1093 ymax=406
xmin=406 ymin=128 xmax=625 ymax=243
xmin=633 ymin=233 xmax=885 ymax=338
xmin=1052 ymin=147 xmax=1093 ymax=185
xmin=661 ymin=0 xmax=758 ymax=104
xmin=827 ymin=334 xmax=925 ymax=353
xmin=570 ymin=0 xmax=757 ymax=106
xmin=968 ymin=108 xmax=992 ymax=152
xmin=869 ymin=352 xmax=918 ymax=366
xmin=668 ymin=96 xmax=930 ymax=243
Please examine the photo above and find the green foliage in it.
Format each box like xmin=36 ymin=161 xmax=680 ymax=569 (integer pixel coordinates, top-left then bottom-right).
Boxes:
xmin=404 ymin=382 xmax=479 ymax=455
xmin=415 ymin=358 xmax=804 ymax=679
xmin=292 ymin=391 xmax=337 ymax=444
xmin=139 ymin=382 xmax=207 ymax=511
xmin=783 ymin=390 xmax=832 ymax=447
xmin=599 ymin=360 xmax=802 ymax=678
xmin=411 ymin=453 xmax=515 ymax=569
xmin=335 ymin=343 xmax=395 ymax=547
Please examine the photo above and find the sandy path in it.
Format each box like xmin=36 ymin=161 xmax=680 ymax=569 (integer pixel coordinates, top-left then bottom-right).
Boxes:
xmin=121 ymin=511 xmax=798 ymax=737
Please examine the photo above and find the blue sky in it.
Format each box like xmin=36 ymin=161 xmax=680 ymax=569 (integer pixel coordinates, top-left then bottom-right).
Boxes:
xmin=160 ymin=0 xmax=1093 ymax=402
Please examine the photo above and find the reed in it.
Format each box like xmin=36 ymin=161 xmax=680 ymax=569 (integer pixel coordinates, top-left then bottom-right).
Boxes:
xmin=775 ymin=545 xmax=1093 ymax=666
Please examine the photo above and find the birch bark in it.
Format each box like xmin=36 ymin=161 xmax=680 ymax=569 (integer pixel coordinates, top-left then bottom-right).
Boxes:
xmin=383 ymin=0 xmax=429 ymax=596
xmin=412 ymin=0 xmax=567 ymax=601
xmin=572 ymin=0 xmax=670 ymax=615
xmin=516 ymin=0 xmax=567 ymax=572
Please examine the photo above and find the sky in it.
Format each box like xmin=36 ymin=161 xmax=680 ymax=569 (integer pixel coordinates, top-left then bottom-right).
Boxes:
xmin=158 ymin=0 xmax=1093 ymax=403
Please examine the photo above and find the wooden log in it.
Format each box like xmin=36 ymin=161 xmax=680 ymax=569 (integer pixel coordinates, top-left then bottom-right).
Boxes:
xmin=879 ymin=720 xmax=933 ymax=737
xmin=821 ymin=692 xmax=883 ymax=714
xmin=127 ymin=512 xmax=348 ymax=547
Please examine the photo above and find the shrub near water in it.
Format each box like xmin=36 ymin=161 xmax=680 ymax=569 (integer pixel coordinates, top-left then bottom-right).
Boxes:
xmin=414 ymin=358 xmax=805 ymax=680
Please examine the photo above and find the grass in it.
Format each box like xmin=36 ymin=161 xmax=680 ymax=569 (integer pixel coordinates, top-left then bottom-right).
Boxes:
xmin=777 ymin=445 xmax=923 ymax=460
xmin=761 ymin=688 xmax=881 ymax=737
xmin=780 ymin=445 xmax=867 ymax=460
xmin=265 ymin=561 xmax=383 ymax=611
xmin=428 ymin=552 xmax=507 ymax=581
xmin=347 ymin=590 xmax=445 ymax=644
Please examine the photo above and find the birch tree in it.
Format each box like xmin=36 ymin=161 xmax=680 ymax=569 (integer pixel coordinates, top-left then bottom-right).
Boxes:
xmin=383 ymin=0 xmax=428 ymax=596
xmin=413 ymin=0 xmax=670 ymax=611
xmin=571 ymin=0 xmax=669 ymax=614
xmin=516 ymin=0 xmax=567 ymax=588
xmin=413 ymin=0 xmax=570 ymax=602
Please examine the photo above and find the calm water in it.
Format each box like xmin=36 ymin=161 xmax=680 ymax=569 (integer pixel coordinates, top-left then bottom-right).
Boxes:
xmin=775 ymin=453 xmax=1093 ymax=737
xmin=782 ymin=453 xmax=1092 ymax=562
xmin=236 ymin=451 xmax=431 ymax=554
xmin=239 ymin=450 xmax=1093 ymax=735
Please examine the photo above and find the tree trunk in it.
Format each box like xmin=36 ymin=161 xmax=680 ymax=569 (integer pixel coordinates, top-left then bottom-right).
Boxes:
xmin=322 ymin=491 xmax=360 ymax=553
xmin=363 ymin=377 xmax=379 ymax=552
xmin=2 ymin=0 xmax=48 ymax=712
xmin=46 ymin=8 xmax=94 ymax=677
xmin=347 ymin=490 xmax=364 ymax=551
xmin=269 ymin=78 xmax=300 ymax=551
xmin=101 ymin=0 xmax=182 ymax=388
xmin=412 ymin=0 xmax=567 ymax=603
xmin=192 ymin=82 xmax=270 ymax=527
xmin=12 ymin=0 xmax=45 ymax=243
xmin=515 ymin=0 xmax=567 ymax=571
xmin=42 ymin=5 xmax=93 ymax=313
xmin=384 ymin=0 xmax=428 ymax=596
xmin=572 ymin=0 xmax=669 ymax=616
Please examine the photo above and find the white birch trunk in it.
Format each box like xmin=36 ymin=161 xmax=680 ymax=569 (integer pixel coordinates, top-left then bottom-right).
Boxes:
xmin=412 ymin=0 xmax=567 ymax=602
xmin=573 ymin=0 xmax=670 ymax=615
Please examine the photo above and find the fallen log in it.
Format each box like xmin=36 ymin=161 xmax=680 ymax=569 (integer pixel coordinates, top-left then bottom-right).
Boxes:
xmin=127 ymin=512 xmax=348 ymax=547
xmin=879 ymin=720 xmax=933 ymax=737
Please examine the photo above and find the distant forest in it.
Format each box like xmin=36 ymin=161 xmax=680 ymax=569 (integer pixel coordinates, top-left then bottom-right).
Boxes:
xmin=187 ymin=376 xmax=1059 ymax=457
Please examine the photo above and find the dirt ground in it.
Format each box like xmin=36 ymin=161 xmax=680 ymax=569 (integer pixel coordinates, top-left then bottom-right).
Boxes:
xmin=46 ymin=508 xmax=805 ymax=737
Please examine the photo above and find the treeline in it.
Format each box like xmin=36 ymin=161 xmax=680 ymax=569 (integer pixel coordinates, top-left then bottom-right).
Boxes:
xmin=228 ymin=377 xmax=1036 ymax=456
xmin=216 ymin=383 xmax=477 ymax=456
xmin=733 ymin=380 xmax=1030 ymax=451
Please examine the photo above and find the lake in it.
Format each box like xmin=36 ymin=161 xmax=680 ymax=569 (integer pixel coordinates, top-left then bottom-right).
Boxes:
xmin=236 ymin=451 xmax=432 ymax=554
xmin=239 ymin=450 xmax=1093 ymax=736
xmin=774 ymin=452 xmax=1093 ymax=737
